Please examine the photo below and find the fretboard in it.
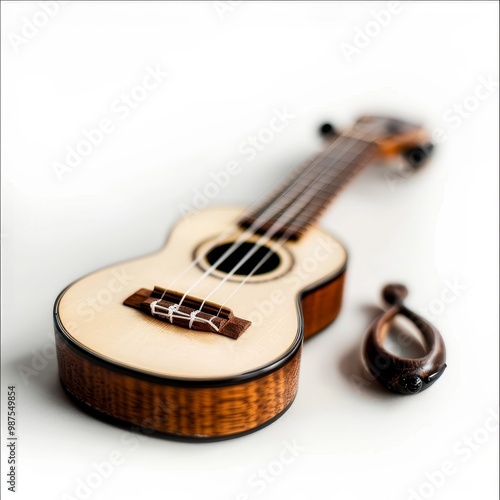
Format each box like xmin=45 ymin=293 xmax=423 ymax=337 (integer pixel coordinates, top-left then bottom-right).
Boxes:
xmin=238 ymin=135 xmax=378 ymax=240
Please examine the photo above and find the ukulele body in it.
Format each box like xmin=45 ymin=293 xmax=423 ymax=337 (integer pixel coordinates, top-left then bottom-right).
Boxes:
xmin=54 ymin=206 xmax=347 ymax=440
xmin=54 ymin=116 xmax=431 ymax=440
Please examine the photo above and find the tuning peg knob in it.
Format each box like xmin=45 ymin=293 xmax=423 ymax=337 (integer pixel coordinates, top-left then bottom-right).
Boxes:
xmin=401 ymin=142 xmax=434 ymax=170
xmin=319 ymin=122 xmax=338 ymax=138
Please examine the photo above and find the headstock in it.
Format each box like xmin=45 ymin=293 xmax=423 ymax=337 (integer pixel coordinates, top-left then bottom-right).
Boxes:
xmin=320 ymin=115 xmax=434 ymax=170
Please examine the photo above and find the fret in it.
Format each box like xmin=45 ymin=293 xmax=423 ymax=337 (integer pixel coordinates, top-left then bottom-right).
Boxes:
xmin=238 ymin=135 xmax=378 ymax=240
xmin=250 ymin=151 xmax=369 ymax=212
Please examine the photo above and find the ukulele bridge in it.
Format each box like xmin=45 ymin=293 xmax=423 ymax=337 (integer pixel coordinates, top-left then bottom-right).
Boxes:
xmin=123 ymin=287 xmax=251 ymax=339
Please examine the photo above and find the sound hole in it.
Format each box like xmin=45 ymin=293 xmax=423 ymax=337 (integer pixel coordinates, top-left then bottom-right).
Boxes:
xmin=205 ymin=242 xmax=281 ymax=276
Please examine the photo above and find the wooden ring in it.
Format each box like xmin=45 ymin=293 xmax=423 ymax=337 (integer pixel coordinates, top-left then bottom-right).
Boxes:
xmin=362 ymin=284 xmax=447 ymax=395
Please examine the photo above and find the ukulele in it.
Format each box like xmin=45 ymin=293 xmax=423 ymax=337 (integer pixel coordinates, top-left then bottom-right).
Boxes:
xmin=54 ymin=116 xmax=432 ymax=440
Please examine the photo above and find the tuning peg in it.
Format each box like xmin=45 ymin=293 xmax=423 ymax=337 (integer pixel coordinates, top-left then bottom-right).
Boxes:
xmin=401 ymin=142 xmax=434 ymax=170
xmin=319 ymin=122 xmax=338 ymax=139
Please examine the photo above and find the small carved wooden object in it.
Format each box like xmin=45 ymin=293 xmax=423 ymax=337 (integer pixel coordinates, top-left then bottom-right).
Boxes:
xmin=362 ymin=284 xmax=447 ymax=395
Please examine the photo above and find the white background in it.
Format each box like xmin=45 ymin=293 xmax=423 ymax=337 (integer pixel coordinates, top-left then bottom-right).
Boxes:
xmin=1 ymin=1 xmax=498 ymax=499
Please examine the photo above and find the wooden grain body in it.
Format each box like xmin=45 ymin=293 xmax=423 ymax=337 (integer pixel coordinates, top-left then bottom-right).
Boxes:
xmin=54 ymin=206 xmax=347 ymax=439
xmin=56 ymin=327 xmax=301 ymax=440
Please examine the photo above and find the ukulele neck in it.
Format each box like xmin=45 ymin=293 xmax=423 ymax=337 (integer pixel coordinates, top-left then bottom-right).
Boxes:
xmin=238 ymin=133 xmax=379 ymax=240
